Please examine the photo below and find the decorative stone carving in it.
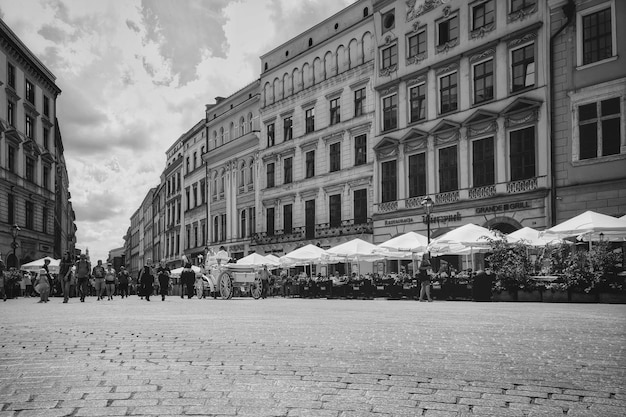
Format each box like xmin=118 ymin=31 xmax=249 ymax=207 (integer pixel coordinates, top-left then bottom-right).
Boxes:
xmin=507 ymin=31 xmax=537 ymax=48
xmin=435 ymin=62 xmax=458 ymax=75
xmin=407 ymin=53 xmax=427 ymax=66
xmin=508 ymin=4 xmax=538 ymax=23
xmin=380 ymin=85 xmax=399 ymax=96
xmin=469 ymin=48 xmax=496 ymax=63
xmin=505 ymin=109 xmax=539 ymax=128
xmin=379 ymin=64 xmax=398 ymax=77
xmin=470 ymin=22 xmax=495 ymax=39
xmin=436 ymin=38 xmax=458 ymax=54
xmin=467 ymin=121 xmax=498 ymax=138
xmin=406 ymin=0 xmax=447 ymax=22
xmin=406 ymin=74 xmax=426 ymax=87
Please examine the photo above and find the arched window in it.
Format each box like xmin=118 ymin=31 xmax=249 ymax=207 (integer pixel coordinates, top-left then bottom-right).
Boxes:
xmin=249 ymin=164 xmax=254 ymax=186
xmin=229 ymin=122 xmax=234 ymax=141
xmin=213 ymin=177 xmax=218 ymax=197
xmin=363 ymin=7 xmax=369 ymax=17
xmin=213 ymin=216 xmax=219 ymax=242
xmin=240 ymin=210 xmax=247 ymax=239
xmin=239 ymin=164 xmax=245 ymax=187
xmin=220 ymin=174 xmax=225 ymax=194
xmin=248 ymin=113 xmax=253 ymax=132
xmin=239 ymin=116 xmax=245 ymax=136
xmin=213 ymin=131 xmax=217 ymax=147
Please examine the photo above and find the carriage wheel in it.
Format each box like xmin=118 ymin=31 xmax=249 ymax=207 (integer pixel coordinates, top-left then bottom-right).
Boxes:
xmin=251 ymin=275 xmax=262 ymax=300
xmin=218 ymin=272 xmax=233 ymax=299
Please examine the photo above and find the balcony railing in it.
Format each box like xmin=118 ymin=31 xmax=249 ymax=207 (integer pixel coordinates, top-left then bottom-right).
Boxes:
xmin=252 ymin=219 xmax=373 ymax=245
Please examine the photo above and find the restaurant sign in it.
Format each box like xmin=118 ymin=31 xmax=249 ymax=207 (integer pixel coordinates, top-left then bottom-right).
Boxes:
xmin=475 ymin=201 xmax=531 ymax=214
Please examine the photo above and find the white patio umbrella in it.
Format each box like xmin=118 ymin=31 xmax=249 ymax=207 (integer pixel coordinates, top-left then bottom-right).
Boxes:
xmin=508 ymin=227 xmax=564 ymax=247
xmin=377 ymin=231 xmax=429 ymax=253
xmin=20 ymin=256 xmax=60 ymax=274
xmin=542 ymin=210 xmax=626 ymax=242
xmin=324 ymin=238 xmax=383 ymax=262
xmin=170 ymin=265 xmax=203 ymax=278
xmin=264 ymin=254 xmax=281 ymax=265
xmin=236 ymin=253 xmax=279 ymax=268
xmin=280 ymin=244 xmax=327 ymax=267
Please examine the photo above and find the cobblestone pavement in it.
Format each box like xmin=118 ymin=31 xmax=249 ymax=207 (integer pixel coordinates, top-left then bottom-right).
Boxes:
xmin=1 ymin=296 xmax=625 ymax=417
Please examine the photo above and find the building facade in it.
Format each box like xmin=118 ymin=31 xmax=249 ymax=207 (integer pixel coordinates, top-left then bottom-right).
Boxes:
xmin=182 ymin=119 xmax=208 ymax=264
xmin=255 ymin=0 xmax=376 ymax=260
xmin=550 ymin=0 xmax=626 ymax=221
xmin=0 ymin=18 xmax=75 ymax=267
xmin=162 ymin=139 xmax=184 ymax=268
xmin=370 ymin=0 xmax=552 ymax=270
xmin=204 ymin=81 xmax=261 ymax=260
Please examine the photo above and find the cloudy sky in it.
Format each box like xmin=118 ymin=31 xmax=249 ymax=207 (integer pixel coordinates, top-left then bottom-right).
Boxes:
xmin=1 ymin=0 xmax=353 ymax=262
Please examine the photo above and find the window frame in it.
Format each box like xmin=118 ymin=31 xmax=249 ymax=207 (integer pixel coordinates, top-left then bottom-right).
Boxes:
xmin=283 ymin=156 xmax=293 ymax=184
xmin=471 ymin=0 xmax=495 ymax=32
xmin=510 ymin=41 xmax=536 ymax=93
xmin=576 ymin=1 xmax=617 ymax=68
xmin=266 ymin=162 xmax=275 ymax=188
xmin=472 ymin=57 xmax=494 ymax=105
xmin=354 ymin=87 xmax=366 ymax=117
xmin=305 ymin=107 xmax=315 ymax=133
xmin=305 ymin=150 xmax=315 ymax=178
xmin=409 ymin=82 xmax=427 ymax=123
xmin=381 ymin=44 xmax=398 ymax=70
xmin=510 ymin=0 xmax=536 ymax=14
xmin=438 ymin=70 xmax=458 ymax=114
xmin=381 ymin=159 xmax=397 ymax=203
xmin=353 ymin=189 xmax=368 ymax=225
xmin=382 ymin=93 xmax=398 ymax=132
xmin=509 ymin=125 xmax=536 ymax=181
xmin=437 ymin=13 xmax=459 ymax=46
xmin=7 ymin=62 xmax=15 ymax=89
xmin=354 ymin=134 xmax=367 ymax=166
xmin=329 ymin=97 xmax=341 ymax=125
xmin=438 ymin=145 xmax=459 ymax=193
xmin=283 ymin=203 xmax=293 ymax=235
xmin=25 ymin=156 xmax=36 ymax=183
xmin=25 ymin=79 xmax=35 ymax=105
xmin=471 ymin=136 xmax=496 ymax=187
xmin=267 ymin=122 xmax=275 ymax=147
xmin=407 ymin=29 xmax=427 ymax=59
xmin=329 ymin=142 xmax=341 ymax=173
xmin=283 ymin=116 xmax=293 ymax=141
xmin=25 ymin=201 xmax=34 ymax=230
xmin=408 ymin=152 xmax=427 ymax=198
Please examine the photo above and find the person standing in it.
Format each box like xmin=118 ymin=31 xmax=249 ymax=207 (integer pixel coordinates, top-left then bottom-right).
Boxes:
xmin=35 ymin=268 xmax=50 ymax=303
xmin=92 ymin=260 xmax=106 ymax=300
xmin=138 ymin=264 xmax=154 ymax=301
xmin=75 ymin=254 xmax=91 ymax=302
xmin=260 ymin=265 xmax=270 ymax=299
xmin=180 ymin=263 xmax=195 ymax=299
xmin=117 ymin=266 xmax=130 ymax=298
xmin=417 ymin=260 xmax=433 ymax=302
xmin=59 ymin=251 xmax=73 ymax=303
xmin=104 ymin=263 xmax=116 ymax=300
xmin=157 ymin=260 xmax=171 ymax=301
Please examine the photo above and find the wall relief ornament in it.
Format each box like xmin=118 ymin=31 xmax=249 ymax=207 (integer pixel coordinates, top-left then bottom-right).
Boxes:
xmin=406 ymin=0 xmax=447 ymax=22
xmin=379 ymin=64 xmax=398 ymax=77
xmin=407 ymin=53 xmax=427 ymax=66
xmin=467 ymin=121 xmax=498 ymax=138
xmin=436 ymin=38 xmax=458 ymax=54
xmin=469 ymin=48 xmax=496 ymax=63
xmin=470 ymin=22 xmax=495 ymax=39
xmin=406 ymin=74 xmax=426 ymax=87
xmin=507 ymin=32 xmax=537 ymax=48
xmin=508 ymin=3 xmax=538 ymax=23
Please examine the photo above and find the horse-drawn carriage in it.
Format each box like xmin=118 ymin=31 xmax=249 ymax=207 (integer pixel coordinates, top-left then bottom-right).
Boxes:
xmin=198 ymin=264 xmax=262 ymax=299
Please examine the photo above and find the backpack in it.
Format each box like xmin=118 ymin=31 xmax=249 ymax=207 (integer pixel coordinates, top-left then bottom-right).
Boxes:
xmin=76 ymin=260 xmax=90 ymax=278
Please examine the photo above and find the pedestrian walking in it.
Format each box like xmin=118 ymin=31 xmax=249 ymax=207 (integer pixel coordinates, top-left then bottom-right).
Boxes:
xmin=157 ymin=260 xmax=171 ymax=301
xmin=75 ymin=254 xmax=91 ymax=302
xmin=104 ymin=263 xmax=116 ymax=300
xmin=138 ymin=264 xmax=154 ymax=301
xmin=92 ymin=260 xmax=106 ymax=300
xmin=260 ymin=265 xmax=270 ymax=299
xmin=59 ymin=251 xmax=73 ymax=303
xmin=180 ymin=263 xmax=195 ymax=299
xmin=24 ymin=271 xmax=34 ymax=297
xmin=35 ymin=268 xmax=50 ymax=303
xmin=117 ymin=266 xmax=130 ymax=298
xmin=417 ymin=260 xmax=433 ymax=302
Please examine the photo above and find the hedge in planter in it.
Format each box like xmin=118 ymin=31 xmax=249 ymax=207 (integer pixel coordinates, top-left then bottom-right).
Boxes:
xmin=485 ymin=234 xmax=534 ymax=296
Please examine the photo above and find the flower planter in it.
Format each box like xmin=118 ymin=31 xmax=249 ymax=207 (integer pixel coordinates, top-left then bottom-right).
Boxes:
xmin=542 ymin=289 xmax=569 ymax=303
xmin=569 ymin=291 xmax=597 ymax=303
xmin=598 ymin=292 xmax=626 ymax=304
xmin=517 ymin=290 xmax=542 ymax=302
xmin=492 ymin=290 xmax=517 ymax=302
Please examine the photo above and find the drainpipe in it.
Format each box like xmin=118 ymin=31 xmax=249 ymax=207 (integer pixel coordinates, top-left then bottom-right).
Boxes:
xmin=549 ymin=0 xmax=576 ymax=226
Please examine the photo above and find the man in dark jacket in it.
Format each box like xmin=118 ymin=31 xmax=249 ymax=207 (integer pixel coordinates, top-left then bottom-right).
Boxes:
xmin=117 ymin=266 xmax=130 ymax=298
xmin=75 ymin=254 xmax=91 ymax=302
xmin=180 ymin=263 xmax=195 ymax=299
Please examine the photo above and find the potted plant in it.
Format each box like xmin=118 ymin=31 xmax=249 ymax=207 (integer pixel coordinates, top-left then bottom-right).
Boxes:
xmin=485 ymin=234 xmax=534 ymax=301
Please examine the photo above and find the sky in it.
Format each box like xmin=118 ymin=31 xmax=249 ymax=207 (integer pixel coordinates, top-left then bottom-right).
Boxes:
xmin=1 ymin=0 xmax=354 ymax=263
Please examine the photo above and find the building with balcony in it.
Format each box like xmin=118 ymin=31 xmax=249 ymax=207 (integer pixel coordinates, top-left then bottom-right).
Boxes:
xmin=139 ymin=187 xmax=154 ymax=268
xmin=370 ymin=0 xmax=551 ymax=270
xmin=161 ymin=138 xmax=184 ymax=268
xmin=0 ymin=18 xmax=75 ymax=268
xmin=203 ymin=80 xmax=261 ymax=260
xmin=182 ymin=119 xmax=208 ymax=264
xmin=128 ymin=207 xmax=140 ymax=278
xmin=151 ymin=181 xmax=165 ymax=265
xmin=254 ymin=0 xmax=376 ymax=263
xmin=549 ymin=0 xmax=626 ymax=221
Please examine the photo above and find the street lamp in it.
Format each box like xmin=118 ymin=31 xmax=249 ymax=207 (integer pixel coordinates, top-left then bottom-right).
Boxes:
xmin=10 ymin=223 xmax=20 ymax=268
xmin=420 ymin=196 xmax=434 ymax=245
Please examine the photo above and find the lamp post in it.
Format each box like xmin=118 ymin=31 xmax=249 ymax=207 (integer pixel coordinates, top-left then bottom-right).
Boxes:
xmin=420 ymin=196 xmax=434 ymax=245
xmin=10 ymin=223 xmax=20 ymax=268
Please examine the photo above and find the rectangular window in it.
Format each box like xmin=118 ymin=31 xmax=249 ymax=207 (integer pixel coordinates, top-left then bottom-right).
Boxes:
xmin=43 ymin=207 xmax=49 ymax=234
xmin=200 ymin=180 xmax=206 ymax=204
xmin=7 ymin=100 xmax=15 ymax=127
xmin=267 ymin=123 xmax=275 ymax=147
xmin=8 ymin=145 xmax=16 ymax=173
xmin=330 ymin=98 xmax=341 ymax=125
xmin=381 ymin=160 xmax=397 ymax=203
xmin=25 ymin=157 xmax=36 ymax=182
xmin=44 ymin=96 xmax=50 ymax=118
xmin=283 ymin=116 xmax=292 ymax=141
xmin=408 ymin=30 xmax=426 ymax=58
xmin=43 ymin=128 xmax=50 ymax=150
xmin=305 ymin=200 xmax=316 ymax=239
xmin=439 ymin=72 xmax=458 ymax=113
xmin=579 ymin=97 xmax=621 ymax=160
xmin=193 ymin=185 xmax=198 ymax=207
xmin=25 ymin=201 xmax=34 ymax=230
xmin=249 ymin=207 xmax=256 ymax=235
xmin=354 ymin=88 xmax=365 ymax=117
xmin=283 ymin=204 xmax=293 ymax=235
xmin=582 ymin=6 xmax=613 ymax=65
xmin=220 ymin=214 xmax=226 ymax=241
xmin=25 ymin=115 xmax=34 ymax=139
xmin=355 ymin=135 xmax=367 ymax=166
xmin=511 ymin=0 xmax=536 ymax=13
xmin=284 ymin=157 xmax=293 ymax=184
xmin=472 ymin=137 xmax=495 ymax=187
xmin=305 ymin=108 xmax=315 ymax=133
xmin=439 ymin=146 xmax=458 ymax=192
xmin=329 ymin=142 xmax=341 ymax=172
xmin=266 ymin=207 xmax=275 ymax=236
xmin=8 ymin=194 xmax=14 ymax=224
xmin=473 ymin=1 xmax=495 ymax=30
xmin=266 ymin=162 xmax=275 ymax=188
xmin=25 ymin=80 xmax=35 ymax=104
xmin=7 ymin=62 xmax=15 ymax=89
xmin=473 ymin=59 xmax=494 ymax=104
xmin=510 ymin=127 xmax=536 ymax=181
xmin=305 ymin=150 xmax=315 ymax=178
xmin=329 ymin=194 xmax=342 ymax=228
xmin=438 ymin=15 xmax=459 ymax=45
xmin=382 ymin=94 xmax=398 ymax=131
xmin=408 ymin=153 xmax=426 ymax=197
xmin=185 ymin=188 xmax=190 ymax=210
xmin=382 ymin=44 xmax=398 ymax=69
xmin=410 ymin=83 xmax=426 ymax=123
xmin=511 ymin=43 xmax=535 ymax=92
xmin=353 ymin=189 xmax=367 ymax=225
xmin=43 ymin=166 xmax=51 ymax=190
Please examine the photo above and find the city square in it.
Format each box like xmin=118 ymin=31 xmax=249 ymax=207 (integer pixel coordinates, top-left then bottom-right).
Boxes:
xmin=1 ymin=297 xmax=625 ymax=416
